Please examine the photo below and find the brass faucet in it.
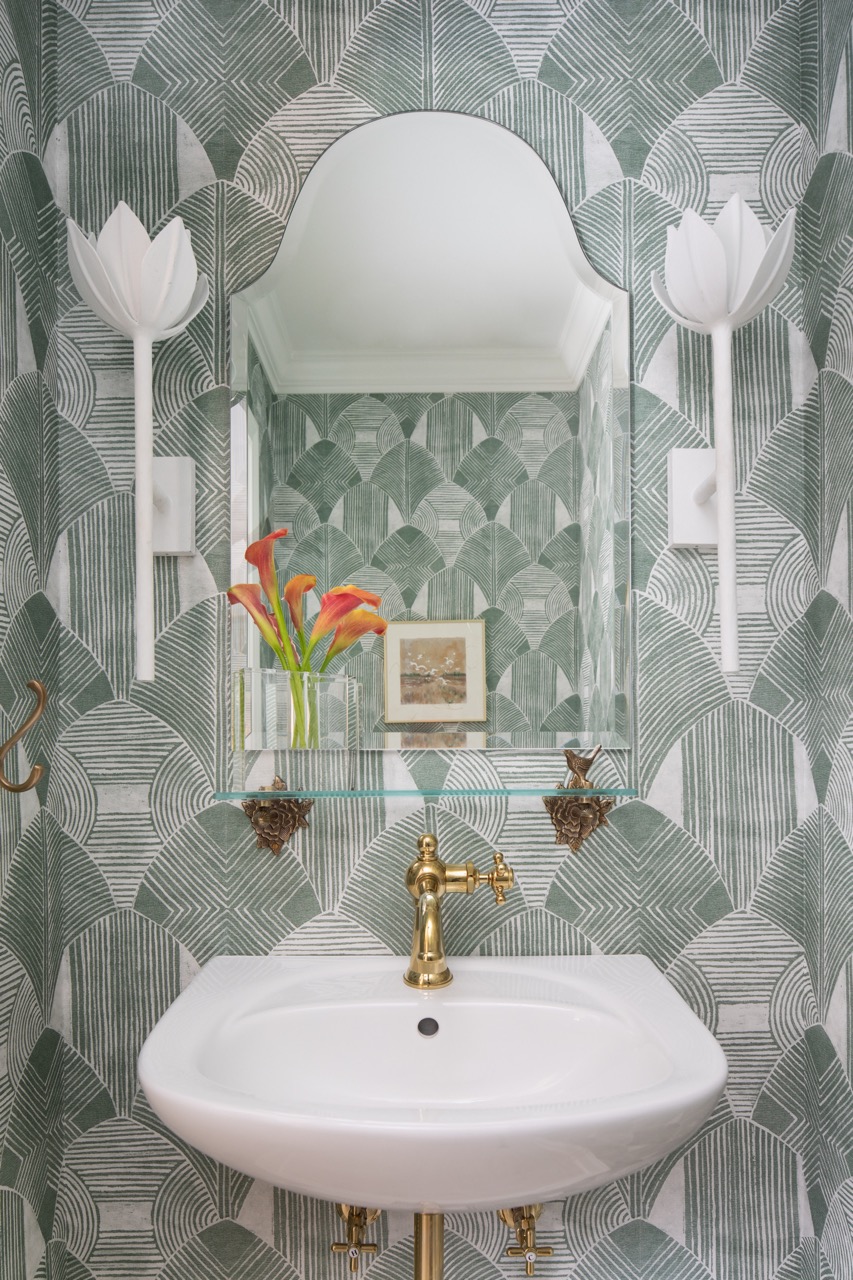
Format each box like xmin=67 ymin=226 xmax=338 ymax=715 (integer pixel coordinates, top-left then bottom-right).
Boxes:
xmin=404 ymin=833 xmax=514 ymax=988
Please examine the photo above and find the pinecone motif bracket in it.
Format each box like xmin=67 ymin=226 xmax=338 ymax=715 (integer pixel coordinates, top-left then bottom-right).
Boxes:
xmin=242 ymin=776 xmax=314 ymax=855
xmin=543 ymin=746 xmax=616 ymax=852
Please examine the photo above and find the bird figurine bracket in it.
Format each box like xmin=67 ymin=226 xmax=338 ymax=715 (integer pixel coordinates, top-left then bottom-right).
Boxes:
xmin=0 ymin=680 xmax=48 ymax=793
xmin=543 ymin=745 xmax=616 ymax=851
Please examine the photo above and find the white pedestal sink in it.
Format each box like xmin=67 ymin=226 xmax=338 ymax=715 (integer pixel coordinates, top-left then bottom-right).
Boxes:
xmin=138 ymin=955 xmax=726 ymax=1213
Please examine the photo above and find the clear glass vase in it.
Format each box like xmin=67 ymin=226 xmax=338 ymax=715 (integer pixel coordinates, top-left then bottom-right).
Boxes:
xmin=289 ymin=671 xmax=358 ymax=749
xmin=232 ymin=668 xmax=360 ymax=775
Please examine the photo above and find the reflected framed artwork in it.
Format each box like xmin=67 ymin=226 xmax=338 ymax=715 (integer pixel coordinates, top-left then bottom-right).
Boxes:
xmin=384 ymin=731 xmax=488 ymax=749
xmin=384 ymin=621 xmax=486 ymax=723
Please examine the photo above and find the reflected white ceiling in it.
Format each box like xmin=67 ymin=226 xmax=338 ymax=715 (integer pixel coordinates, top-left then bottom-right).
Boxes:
xmin=236 ymin=112 xmax=626 ymax=392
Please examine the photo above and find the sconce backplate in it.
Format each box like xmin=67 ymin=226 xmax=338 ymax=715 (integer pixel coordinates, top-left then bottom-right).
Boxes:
xmin=152 ymin=456 xmax=196 ymax=555
xmin=667 ymin=448 xmax=718 ymax=548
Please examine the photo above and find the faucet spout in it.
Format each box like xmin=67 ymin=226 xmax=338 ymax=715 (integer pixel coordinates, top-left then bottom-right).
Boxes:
xmin=404 ymin=888 xmax=450 ymax=989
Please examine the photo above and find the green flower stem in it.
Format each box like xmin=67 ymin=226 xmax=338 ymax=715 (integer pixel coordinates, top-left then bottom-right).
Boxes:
xmin=307 ymin=674 xmax=320 ymax=749
xmin=289 ymin=670 xmax=308 ymax=749
xmin=236 ymin=672 xmax=246 ymax=751
xmin=268 ymin=591 xmax=293 ymax=670
xmin=287 ymin=672 xmax=333 ymax=749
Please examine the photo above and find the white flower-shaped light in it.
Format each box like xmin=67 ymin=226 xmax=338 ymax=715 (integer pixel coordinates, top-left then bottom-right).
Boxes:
xmin=651 ymin=194 xmax=795 ymax=675
xmin=67 ymin=203 xmax=209 ymax=682
xmin=651 ymin=193 xmax=795 ymax=334
xmin=66 ymin=201 xmax=209 ymax=340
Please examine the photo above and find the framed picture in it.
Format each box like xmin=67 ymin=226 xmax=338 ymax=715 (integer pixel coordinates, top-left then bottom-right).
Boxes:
xmin=384 ymin=731 xmax=488 ymax=749
xmin=384 ymin=620 xmax=486 ymax=723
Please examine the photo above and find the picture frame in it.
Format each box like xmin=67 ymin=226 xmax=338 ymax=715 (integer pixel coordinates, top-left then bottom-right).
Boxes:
xmin=384 ymin=731 xmax=488 ymax=749
xmin=384 ymin=620 xmax=487 ymax=723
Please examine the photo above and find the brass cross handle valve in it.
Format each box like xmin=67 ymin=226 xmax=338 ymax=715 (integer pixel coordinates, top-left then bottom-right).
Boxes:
xmin=332 ymin=1205 xmax=380 ymax=1272
xmin=475 ymin=851 xmax=514 ymax=904
xmin=499 ymin=1205 xmax=554 ymax=1276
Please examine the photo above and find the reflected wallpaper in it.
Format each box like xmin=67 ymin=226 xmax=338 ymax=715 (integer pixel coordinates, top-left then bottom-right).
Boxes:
xmin=245 ymin=325 xmax=629 ymax=747
xmin=0 ymin=2 xmax=852 ymax=1279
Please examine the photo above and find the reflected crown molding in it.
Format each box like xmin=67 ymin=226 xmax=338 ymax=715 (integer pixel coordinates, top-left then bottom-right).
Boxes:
xmin=232 ymin=112 xmax=628 ymax=394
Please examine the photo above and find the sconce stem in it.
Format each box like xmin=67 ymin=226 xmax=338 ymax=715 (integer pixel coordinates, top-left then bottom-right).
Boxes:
xmin=134 ymin=333 xmax=155 ymax=681
xmin=711 ymin=323 xmax=738 ymax=673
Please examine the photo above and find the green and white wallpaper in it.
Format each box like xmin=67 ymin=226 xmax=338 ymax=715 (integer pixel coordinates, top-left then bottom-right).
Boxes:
xmin=1 ymin=2 xmax=852 ymax=1279
xmin=245 ymin=326 xmax=629 ymax=748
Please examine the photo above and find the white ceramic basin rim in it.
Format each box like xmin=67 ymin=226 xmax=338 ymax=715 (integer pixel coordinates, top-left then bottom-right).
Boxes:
xmin=138 ymin=955 xmax=727 ymax=1212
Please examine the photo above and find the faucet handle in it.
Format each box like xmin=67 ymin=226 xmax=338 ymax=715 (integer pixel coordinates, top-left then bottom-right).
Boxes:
xmin=499 ymin=1206 xmax=553 ymax=1276
xmin=480 ymin=852 xmax=514 ymax=904
xmin=332 ymin=1205 xmax=380 ymax=1272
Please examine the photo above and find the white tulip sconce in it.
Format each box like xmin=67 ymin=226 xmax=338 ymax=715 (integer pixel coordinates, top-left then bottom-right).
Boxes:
xmin=652 ymin=193 xmax=795 ymax=673
xmin=67 ymin=203 xmax=209 ymax=681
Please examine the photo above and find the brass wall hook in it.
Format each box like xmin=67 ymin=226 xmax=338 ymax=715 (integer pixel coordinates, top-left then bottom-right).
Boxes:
xmin=0 ymin=680 xmax=48 ymax=793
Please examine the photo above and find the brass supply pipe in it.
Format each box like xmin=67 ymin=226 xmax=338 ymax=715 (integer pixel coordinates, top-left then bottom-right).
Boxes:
xmin=414 ymin=1213 xmax=444 ymax=1280
xmin=0 ymin=680 xmax=47 ymax=793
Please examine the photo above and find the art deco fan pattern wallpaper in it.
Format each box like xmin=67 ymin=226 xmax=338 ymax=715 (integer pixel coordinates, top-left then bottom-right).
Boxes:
xmin=0 ymin=1 xmax=852 ymax=1278
xmin=246 ymin=329 xmax=628 ymax=746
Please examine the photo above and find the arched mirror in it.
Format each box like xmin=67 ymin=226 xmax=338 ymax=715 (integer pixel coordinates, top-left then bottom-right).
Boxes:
xmin=231 ymin=112 xmax=630 ymax=751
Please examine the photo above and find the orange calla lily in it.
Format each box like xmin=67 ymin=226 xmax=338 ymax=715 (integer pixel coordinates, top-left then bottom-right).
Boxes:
xmin=326 ymin=583 xmax=382 ymax=609
xmin=245 ymin=528 xmax=290 ymax=652
xmin=305 ymin=588 xmax=370 ymax=654
xmin=226 ymin=584 xmax=291 ymax=667
xmin=245 ymin=528 xmax=288 ymax=597
xmin=321 ymin=608 xmax=388 ymax=669
xmin=283 ymin=573 xmax=316 ymax=639
xmin=228 ymin=530 xmax=383 ymax=695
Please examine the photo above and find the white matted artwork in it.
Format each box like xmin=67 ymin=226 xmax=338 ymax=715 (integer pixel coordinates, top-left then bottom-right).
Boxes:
xmin=384 ymin=620 xmax=486 ymax=723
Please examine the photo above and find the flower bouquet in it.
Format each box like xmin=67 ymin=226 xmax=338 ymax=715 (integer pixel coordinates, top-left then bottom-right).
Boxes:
xmin=228 ymin=529 xmax=387 ymax=749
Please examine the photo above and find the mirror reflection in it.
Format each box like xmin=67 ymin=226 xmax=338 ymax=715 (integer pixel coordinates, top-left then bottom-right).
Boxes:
xmin=231 ymin=112 xmax=630 ymax=750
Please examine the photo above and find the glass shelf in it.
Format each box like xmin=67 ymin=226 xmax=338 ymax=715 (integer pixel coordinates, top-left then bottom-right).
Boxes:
xmin=216 ymin=787 xmax=637 ymax=800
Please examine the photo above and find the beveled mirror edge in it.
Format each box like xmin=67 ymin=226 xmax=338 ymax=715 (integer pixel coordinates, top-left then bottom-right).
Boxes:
xmin=228 ymin=110 xmax=633 ymax=755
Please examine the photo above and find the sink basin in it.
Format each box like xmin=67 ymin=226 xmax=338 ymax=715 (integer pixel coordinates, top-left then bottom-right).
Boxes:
xmin=138 ymin=955 xmax=726 ymax=1212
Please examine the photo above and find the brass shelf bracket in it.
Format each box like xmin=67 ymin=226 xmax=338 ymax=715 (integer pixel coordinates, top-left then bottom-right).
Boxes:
xmin=332 ymin=1205 xmax=380 ymax=1272
xmin=0 ymin=680 xmax=47 ymax=793
xmin=241 ymin=775 xmax=313 ymax=854
xmin=543 ymin=745 xmax=616 ymax=851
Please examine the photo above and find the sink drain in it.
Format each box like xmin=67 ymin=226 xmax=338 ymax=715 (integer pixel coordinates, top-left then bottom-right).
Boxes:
xmin=417 ymin=1017 xmax=439 ymax=1037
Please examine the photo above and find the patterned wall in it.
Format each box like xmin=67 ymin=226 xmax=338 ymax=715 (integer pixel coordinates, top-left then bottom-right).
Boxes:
xmin=0 ymin=3 xmax=851 ymax=1280
xmin=245 ymin=327 xmax=629 ymax=748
